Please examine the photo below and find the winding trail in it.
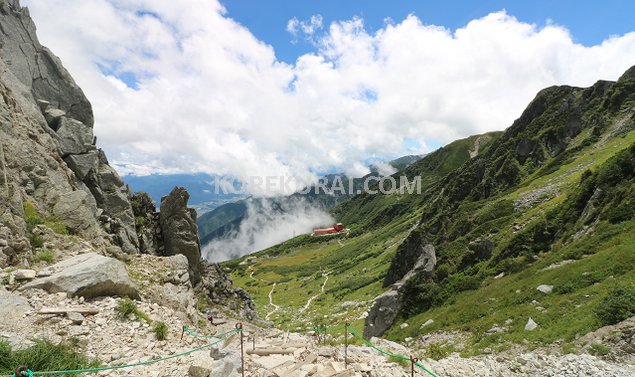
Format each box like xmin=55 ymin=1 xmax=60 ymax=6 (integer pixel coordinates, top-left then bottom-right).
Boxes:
xmin=300 ymin=272 xmax=329 ymax=313
xmin=265 ymin=283 xmax=280 ymax=320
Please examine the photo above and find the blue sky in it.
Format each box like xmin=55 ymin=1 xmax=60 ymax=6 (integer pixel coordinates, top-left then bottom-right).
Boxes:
xmin=222 ymin=0 xmax=635 ymax=64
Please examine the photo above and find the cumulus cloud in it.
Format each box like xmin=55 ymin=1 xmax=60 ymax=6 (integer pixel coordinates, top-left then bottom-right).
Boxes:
xmin=22 ymin=1 xmax=635 ymax=195
xmin=287 ymin=14 xmax=324 ymax=43
xmin=202 ymin=197 xmax=334 ymax=262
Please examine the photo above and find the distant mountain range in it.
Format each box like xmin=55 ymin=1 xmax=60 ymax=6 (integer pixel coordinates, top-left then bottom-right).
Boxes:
xmin=197 ymin=154 xmax=424 ymax=260
xmin=123 ymin=173 xmax=243 ymax=213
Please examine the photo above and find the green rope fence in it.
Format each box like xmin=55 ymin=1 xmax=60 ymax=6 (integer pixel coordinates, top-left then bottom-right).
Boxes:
xmin=10 ymin=328 xmax=240 ymax=377
xmin=182 ymin=326 xmax=238 ymax=340
xmin=311 ymin=324 xmax=439 ymax=377
xmin=11 ymin=322 xmax=438 ymax=377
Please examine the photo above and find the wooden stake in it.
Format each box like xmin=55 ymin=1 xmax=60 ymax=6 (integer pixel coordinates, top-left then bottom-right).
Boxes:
xmin=344 ymin=323 xmax=349 ymax=369
xmin=0 ymin=140 xmax=8 ymax=193
xmin=410 ymin=356 xmax=418 ymax=377
xmin=236 ymin=323 xmax=244 ymax=377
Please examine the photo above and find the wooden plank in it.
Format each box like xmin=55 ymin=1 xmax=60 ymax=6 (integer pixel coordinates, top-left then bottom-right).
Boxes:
xmin=37 ymin=307 xmax=100 ymax=315
xmin=246 ymin=348 xmax=296 ymax=356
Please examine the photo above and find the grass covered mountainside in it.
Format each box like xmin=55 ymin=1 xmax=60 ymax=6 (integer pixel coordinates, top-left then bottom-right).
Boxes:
xmin=223 ymin=67 xmax=635 ymax=355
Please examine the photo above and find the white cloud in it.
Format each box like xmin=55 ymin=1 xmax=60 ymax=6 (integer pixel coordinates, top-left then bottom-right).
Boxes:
xmin=287 ymin=14 xmax=324 ymax=42
xmin=202 ymin=197 xmax=334 ymax=262
xmin=22 ymin=2 xmax=635 ymax=195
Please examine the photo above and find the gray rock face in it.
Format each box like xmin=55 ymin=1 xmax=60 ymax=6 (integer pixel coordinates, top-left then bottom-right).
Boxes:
xmin=200 ymin=262 xmax=261 ymax=322
xmin=0 ymin=0 xmax=140 ymax=263
xmin=63 ymin=151 xmax=99 ymax=181
xmin=160 ymin=187 xmax=201 ymax=284
xmin=366 ymin=243 xmax=436 ymax=338
xmin=52 ymin=190 xmax=99 ymax=235
xmin=0 ymin=0 xmax=93 ymax=126
xmin=363 ymin=289 xmax=401 ymax=338
xmin=130 ymin=192 xmax=162 ymax=254
xmin=55 ymin=116 xmax=94 ymax=157
xmin=400 ymin=243 xmax=437 ymax=283
xmin=20 ymin=252 xmax=139 ymax=299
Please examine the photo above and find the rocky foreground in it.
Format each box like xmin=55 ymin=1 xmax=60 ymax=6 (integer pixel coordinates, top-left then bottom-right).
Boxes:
xmin=2 ymin=254 xmax=634 ymax=377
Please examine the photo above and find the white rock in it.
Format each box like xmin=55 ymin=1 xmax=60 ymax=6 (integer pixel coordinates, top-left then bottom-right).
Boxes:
xmin=399 ymin=323 xmax=409 ymax=329
xmin=67 ymin=311 xmax=84 ymax=325
xmin=13 ymin=270 xmax=36 ymax=280
xmin=536 ymin=285 xmax=553 ymax=294
xmin=525 ymin=318 xmax=538 ymax=331
xmin=188 ymin=356 xmax=214 ymax=377
xmin=421 ymin=319 xmax=434 ymax=328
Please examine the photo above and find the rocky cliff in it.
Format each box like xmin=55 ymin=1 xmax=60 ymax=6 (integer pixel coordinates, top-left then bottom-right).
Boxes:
xmin=0 ymin=0 xmax=259 ymax=323
xmin=0 ymin=0 xmax=138 ymax=259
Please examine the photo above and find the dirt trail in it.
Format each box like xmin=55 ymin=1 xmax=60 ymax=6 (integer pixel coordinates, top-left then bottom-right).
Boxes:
xmin=300 ymin=272 xmax=329 ymax=313
xmin=265 ymin=282 xmax=280 ymax=320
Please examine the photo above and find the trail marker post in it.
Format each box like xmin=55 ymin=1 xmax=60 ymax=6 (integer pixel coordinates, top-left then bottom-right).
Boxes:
xmin=410 ymin=356 xmax=418 ymax=377
xmin=236 ymin=323 xmax=244 ymax=377
xmin=344 ymin=323 xmax=349 ymax=368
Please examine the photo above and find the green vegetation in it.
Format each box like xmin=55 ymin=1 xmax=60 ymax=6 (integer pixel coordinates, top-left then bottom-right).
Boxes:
xmin=23 ymin=201 xmax=69 ymax=251
xmin=115 ymin=298 xmax=151 ymax=324
xmin=152 ymin=322 xmax=169 ymax=341
xmin=224 ymin=71 xmax=635 ymax=356
xmin=595 ymin=285 xmax=635 ymax=326
xmin=589 ymin=343 xmax=610 ymax=357
xmin=387 ymin=355 xmax=409 ymax=368
xmin=33 ymin=250 xmax=55 ymax=264
xmin=423 ymin=342 xmax=456 ymax=361
xmin=0 ymin=340 xmax=99 ymax=375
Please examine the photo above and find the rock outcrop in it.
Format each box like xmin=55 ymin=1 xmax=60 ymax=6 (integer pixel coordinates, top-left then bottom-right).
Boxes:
xmin=130 ymin=191 xmax=162 ymax=254
xmin=200 ymin=261 xmax=260 ymax=322
xmin=364 ymin=289 xmax=401 ymax=338
xmin=159 ymin=187 xmax=202 ymax=284
xmin=366 ymin=242 xmax=437 ymax=337
xmin=0 ymin=0 xmax=139 ymax=261
xmin=21 ymin=252 xmax=139 ymax=299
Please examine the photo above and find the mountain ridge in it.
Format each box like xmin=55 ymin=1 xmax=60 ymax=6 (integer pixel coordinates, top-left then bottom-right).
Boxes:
xmin=224 ymin=66 xmax=635 ymax=357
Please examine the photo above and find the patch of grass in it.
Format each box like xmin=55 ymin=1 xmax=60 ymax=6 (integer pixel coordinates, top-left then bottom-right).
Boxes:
xmin=387 ymin=355 xmax=409 ymax=368
xmin=562 ymin=343 xmax=578 ymax=355
xmin=423 ymin=342 xmax=455 ymax=360
xmin=115 ymin=298 xmax=152 ymax=324
xmin=0 ymin=339 xmax=100 ymax=375
xmin=23 ymin=201 xmax=44 ymax=232
xmin=33 ymin=250 xmax=54 ymax=264
xmin=589 ymin=343 xmax=610 ymax=356
xmin=23 ymin=201 xmax=69 ymax=242
xmin=28 ymin=233 xmax=44 ymax=249
xmin=152 ymin=322 xmax=168 ymax=341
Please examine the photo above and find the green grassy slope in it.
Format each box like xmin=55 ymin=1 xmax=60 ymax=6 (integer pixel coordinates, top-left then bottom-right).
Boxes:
xmin=223 ymin=67 xmax=635 ymax=354
xmin=222 ymin=132 xmax=502 ymax=330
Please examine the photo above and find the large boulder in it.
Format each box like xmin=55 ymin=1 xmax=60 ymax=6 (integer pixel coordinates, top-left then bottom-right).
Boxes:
xmin=160 ymin=187 xmax=201 ymax=284
xmin=55 ymin=116 xmax=94 ymax=156
xmin=63 ymin=151 xmax=99 ymax=180
xmin=363 ymin=289 xmax=401 ymax=338
xmin=21 ymin=252 xmax=139 ymax=299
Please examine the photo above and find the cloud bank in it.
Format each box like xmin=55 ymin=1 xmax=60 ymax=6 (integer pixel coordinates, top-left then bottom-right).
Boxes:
xmin=202 ymin=198 xmax=334 ymax=262
xmin=23 ymin=1 xmax=635 ymax=195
